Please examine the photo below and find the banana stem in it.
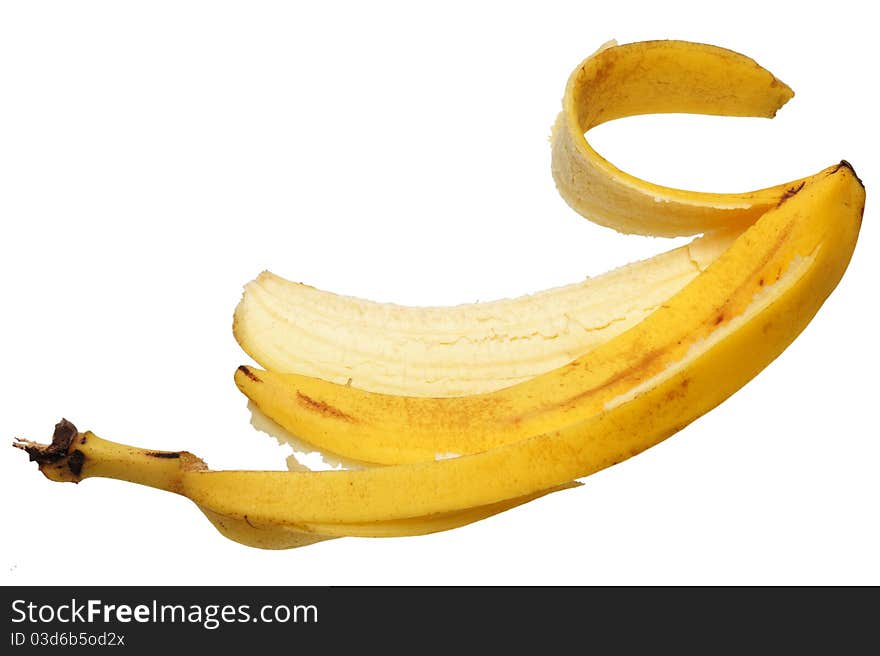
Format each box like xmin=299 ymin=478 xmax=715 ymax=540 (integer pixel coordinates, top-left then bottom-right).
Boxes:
xmin=14 ymin=419 xmax=205 ymax=494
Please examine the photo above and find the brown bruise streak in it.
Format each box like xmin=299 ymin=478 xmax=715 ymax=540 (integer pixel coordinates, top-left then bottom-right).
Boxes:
xmin=296 ymin=392 xmax=358 ymax=423
xmin=525 ymin=219 xmax=796 ymax=420
xmin=776 ymin=181 xmax=806 ymax=208
xmin=237 ymin=365 xmax=262 ymax=383
xmin=560 ymin=348 xmax=664 ymax=411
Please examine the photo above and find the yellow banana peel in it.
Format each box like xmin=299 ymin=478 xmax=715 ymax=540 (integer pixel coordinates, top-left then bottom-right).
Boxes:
xmin=233 ymin=164 xmax=850 ymax=466
xmin=232 ymin=39 xmax=822 ymax=403
xmin=16 ymin=40 xmax=865 ymax=550
xmin=551 ymin=39 xmax=819 ymax=236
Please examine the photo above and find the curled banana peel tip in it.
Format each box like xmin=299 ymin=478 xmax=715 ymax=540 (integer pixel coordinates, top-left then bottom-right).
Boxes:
xmin=16 ymin=40 xmax=866 ymax=550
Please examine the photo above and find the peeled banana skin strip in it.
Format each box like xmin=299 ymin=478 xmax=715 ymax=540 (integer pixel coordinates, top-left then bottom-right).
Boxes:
xmin=551 ymin=39 xmax=820 ymax=237
xmin=16 ymin=41 xmax=865 ymax=549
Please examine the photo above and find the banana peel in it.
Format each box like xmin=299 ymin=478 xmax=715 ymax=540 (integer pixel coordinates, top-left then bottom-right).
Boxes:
xmin=16 ymin=40 xmax=865 ymax=549
xmin=233 ymin=39 xmax=823 ymax=402
xmin=16 ymin=419 xmax=578 ymax=549
xmin=18 ymin=165 xmax=864 ymax=548
xmin=551 ymin=39 xmax=821 ymax=236
xmin=234 ymin=166 xmax=853 ymax=466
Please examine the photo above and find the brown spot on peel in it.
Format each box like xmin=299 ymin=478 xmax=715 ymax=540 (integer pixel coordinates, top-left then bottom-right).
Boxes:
xmin=776 ymin=181 xmax=805 ymax=208
xmin=296 ymin=392 xmax=357 ymax=423
xmin=68 ymin=450 xmax=85 ymax=476
xmin=237 ymin=365 xmax=262 ymax=383
xmin=146 ymin=451 xmax=181 ymax=459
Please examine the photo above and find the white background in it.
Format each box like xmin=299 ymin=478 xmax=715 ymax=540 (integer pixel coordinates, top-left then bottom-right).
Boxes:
xmin=2 ymin=1 xmax=877 ymax=585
